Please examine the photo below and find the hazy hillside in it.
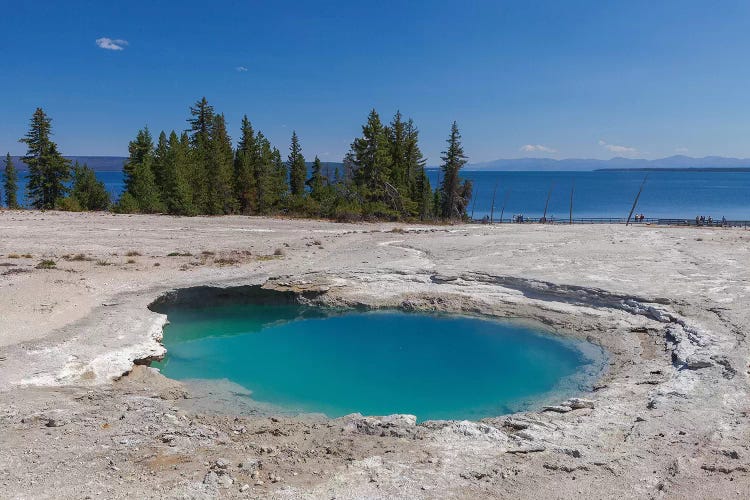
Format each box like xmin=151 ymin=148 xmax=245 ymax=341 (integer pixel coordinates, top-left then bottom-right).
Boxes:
xmin=465 ymin=155 xmax=750 ymax=171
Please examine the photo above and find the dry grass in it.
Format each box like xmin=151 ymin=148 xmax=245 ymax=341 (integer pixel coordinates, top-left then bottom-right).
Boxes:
xmin=63 ymin=253 xmax=92 ymax=262
xmin=35 ymin=260 xmax=57 ymax=270
xmin=126 ymin=258 xmax=137 ymax=264
xmin=95 ymin=260 xmax=111 ymax=266
xmin=167 ymin=252 xmax=192 ymax=257
xmin=7 ymin=254 xmax=20 ymax=259
xmin=214 ymin=257 xmax=239 ymax=266
xmin=125 ymin=250 xmax=142 ymax=257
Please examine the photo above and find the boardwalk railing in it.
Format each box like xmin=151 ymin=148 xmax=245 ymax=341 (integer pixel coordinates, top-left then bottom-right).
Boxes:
xmin=470 ymin=217 xmax=750 ymax=228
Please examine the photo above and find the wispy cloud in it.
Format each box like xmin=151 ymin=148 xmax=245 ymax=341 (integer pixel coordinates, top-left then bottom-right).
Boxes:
xmin=675 ymin=147 xmax=689 ymax=153
xmin=96 ymin=37 xmax=128 ymax=51
xmin=236 ymin=66 xmax=248 ymax=72
xmin=599 ymin=139 xmax=637 ymax=155
xmin=520 ymin=144 xmax=556 ymax=154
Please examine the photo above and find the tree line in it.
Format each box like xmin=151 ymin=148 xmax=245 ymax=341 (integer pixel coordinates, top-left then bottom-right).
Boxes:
xmin=2 ymin=101 xmax=472 ymax=221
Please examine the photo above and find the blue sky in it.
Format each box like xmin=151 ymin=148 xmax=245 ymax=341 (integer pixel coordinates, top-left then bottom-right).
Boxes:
xmin=2 ymin=0 xmax=750 ymax=163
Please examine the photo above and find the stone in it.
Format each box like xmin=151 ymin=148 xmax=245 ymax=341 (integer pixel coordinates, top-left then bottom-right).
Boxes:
xmin=568 ymin=398 xmax=595 ymax=410
xmin=213 ymin=458 xmax=230 ymax=470
xmin=542 ymin=405 xmax=572 ymax=413
xmin=240 ymin=484 xmax=250 ymax=492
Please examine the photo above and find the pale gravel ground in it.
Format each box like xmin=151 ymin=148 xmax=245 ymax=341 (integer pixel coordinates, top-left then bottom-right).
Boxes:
xmin=0 ymin=210 xmax=749 ymax=499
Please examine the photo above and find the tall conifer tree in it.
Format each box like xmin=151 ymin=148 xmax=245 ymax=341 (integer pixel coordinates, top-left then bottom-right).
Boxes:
xmin=439 ymin=121 xmax=471 ymax=219
xmin=206 ymin=114 xmax=236 ymax=214
xmin=234 ymin=116 xmax=258 ymax=213
xmin=306 ymin=155 xmax=325 ymax=199
xmin=121 ymin=127 xmax=163 ymax=213
xmin=3 ymin=153 xmax=19 ymax=209
xmin=19 ymin=108 xmax=70 ymax=209
xmin=287 ymin=131 xmax=306 ymax=196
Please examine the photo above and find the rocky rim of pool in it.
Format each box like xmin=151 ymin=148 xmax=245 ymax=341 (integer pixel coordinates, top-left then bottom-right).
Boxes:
xmin=147 ymin=285 xmax=609 ymax=422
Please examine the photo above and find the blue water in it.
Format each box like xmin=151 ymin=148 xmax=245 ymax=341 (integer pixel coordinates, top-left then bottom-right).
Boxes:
xmin=14 ymin=171 xmax=125 ymax=207
xmin=426 ymin=170 xmax=750 ymax=220
xmin=11 ymin=169 xmax=749 ymax=220
xmin=153 ymin=305 xmax=601 ymax=421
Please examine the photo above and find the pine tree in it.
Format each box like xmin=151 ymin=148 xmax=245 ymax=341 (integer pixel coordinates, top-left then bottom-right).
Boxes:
xmin=415 ymin=166 xmax=432 ymax=220
xmin=205 ymin=114 xmax=236 ymax=214
xmin=270 ymin=147 xmax=289 ymax=209
xmin=121 ymin=127 xmax=163 ymax=213
xmin=161 ymin=131 xmax=194 ymax=215
xmin=187 ymin=97 xmax=215 ymax=212
xmin=153 ymin=130 xmax=169 ymax=196
xmin=439 ymin=121 xmax=471 ymax=219
xmin=306 ymin=155 xmax=325 ymax=199
xmin=234 ymin=116 xmax=258 ymax=214
xmin=349 ymin=109 xmax=393 ymax=206
xmin=404 ymin=119 xmax=425 ymax=195
xmin=388 ymin=111 xmax=408 ymax=191
xmin=19 ymin=108 xmax=70 ymax=209
xmin=287 ymin=131 xmax=306 ymax=197
xmin=3 ymin=153 xmax=19 ymax=209
xmin=70 ymin=162 xmax=110 ymax=211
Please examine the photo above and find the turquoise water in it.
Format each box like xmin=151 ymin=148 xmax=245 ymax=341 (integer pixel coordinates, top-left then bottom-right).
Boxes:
xmin=154 ymin=305 xmax=601 ymax=421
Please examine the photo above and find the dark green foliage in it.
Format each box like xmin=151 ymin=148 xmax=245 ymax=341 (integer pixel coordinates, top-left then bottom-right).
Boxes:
xmin=306 ymin=156 xmax=326 ymax=199
xmin=288 ymin=131 xmax=306 ymax=197
xmin=234 ymin=116 xmax=258 ymax=214
xmin=349 ymin=110 xmax=393 ymax=211
xmin=439 ymin=122 xmax=471 ymax=219
xmin=206 ymin=114 xmax=237 ymax=214
xmin=69 ymin=162 xmax=110 ymax=211
xmin=122 ymin=127 xmax=163 ymax=213
xmin=161 ymin=132 xmax=195 ymax=215
xmin=3 ymin=153 xmax=19 ymax=209
xmin=106 ymin=98 xmax=471 ymax=222
xmin=19 ymin=108 xmax=70 ymax=209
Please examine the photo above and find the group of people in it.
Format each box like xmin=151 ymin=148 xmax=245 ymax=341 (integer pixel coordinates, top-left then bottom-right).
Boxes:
xmin=632 ymin=213 xmax=646 ymax=222
xmin=695 ymin=215 xmax=728 ymax=227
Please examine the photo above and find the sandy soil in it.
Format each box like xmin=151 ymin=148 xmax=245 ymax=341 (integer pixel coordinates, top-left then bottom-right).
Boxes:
xmin=0 ymin=210 xmax=748 ymax=499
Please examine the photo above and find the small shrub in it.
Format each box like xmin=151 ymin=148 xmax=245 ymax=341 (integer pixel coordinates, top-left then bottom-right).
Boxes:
xmin=214 ymin=257 xmax=239 ymax=266
xmin=167 ymin=251 xmax=192 ymax=257
xmin=63 ymin=253 xmax=91 ymax=262
xmin=126 ymin=258 xmax=136 ymax=264
xmin=95 ymin=260 xmax=111 ymax=266
xmin=56 ymin=197 xmax=83 ymax=212
xmin=153 ymin=262 xmax=161 ymax=267
xmin=201 ymin=251 xmax=215 ymax=256
xmin=7 ymin=254 xmax=20 ymax=259
xmin=22 ymin=254 xmax=32 ymax=258
xmin=36 ymin=260 xmax=56 ymax=270
xmin=112 ymin=192 xmax=140 ymax=214
xmin=125 ymin=251 xmax=142 ymax=257
xmin=273 ymin=248 xmax=285 ymax=256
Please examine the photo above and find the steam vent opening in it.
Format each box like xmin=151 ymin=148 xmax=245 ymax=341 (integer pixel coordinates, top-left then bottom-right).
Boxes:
xmin=150 ymin=286 xmax=606 ymax=422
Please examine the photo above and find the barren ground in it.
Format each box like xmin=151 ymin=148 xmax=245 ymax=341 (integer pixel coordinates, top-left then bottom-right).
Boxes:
xmin=0 ymin=210 xmax=748 ymax=499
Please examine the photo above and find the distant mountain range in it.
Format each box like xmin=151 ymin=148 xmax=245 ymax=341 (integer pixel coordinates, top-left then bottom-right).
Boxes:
xmin=462 ymin=155 xmax=750 ymax=171
xmin=7 ymin=154 xmax=750 ymax=172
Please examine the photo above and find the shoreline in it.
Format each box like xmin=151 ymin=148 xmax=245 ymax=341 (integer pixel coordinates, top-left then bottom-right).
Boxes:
xmin=1 ymin=211 xmax=748 ymax=498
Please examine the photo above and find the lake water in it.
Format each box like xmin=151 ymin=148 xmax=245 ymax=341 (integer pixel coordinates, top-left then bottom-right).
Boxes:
xmin=11 ymin=169 xmax=749 ymax=220
xmin=426 ymin=170 xmax=750 ymax=220
xmin=153 ymin=305 xmax=603 ymax=421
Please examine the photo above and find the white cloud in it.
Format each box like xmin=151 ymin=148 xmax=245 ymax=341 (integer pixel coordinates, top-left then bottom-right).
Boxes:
xmin=675 ymin=147 xmax=689 ymax=153
xmin=520 ymin=144 xmax=556 ymax=153
xmin=96 ymin=37 xmax=128 ymax=51
xmin=598 ymin=139 xmax=637 ymax=155
xmin=236 ymin=66 xmax=248 ymax=72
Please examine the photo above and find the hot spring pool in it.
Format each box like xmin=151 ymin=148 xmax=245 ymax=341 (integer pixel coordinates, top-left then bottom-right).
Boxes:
xmin=152 ymin=302 xmax=604 ymax=421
